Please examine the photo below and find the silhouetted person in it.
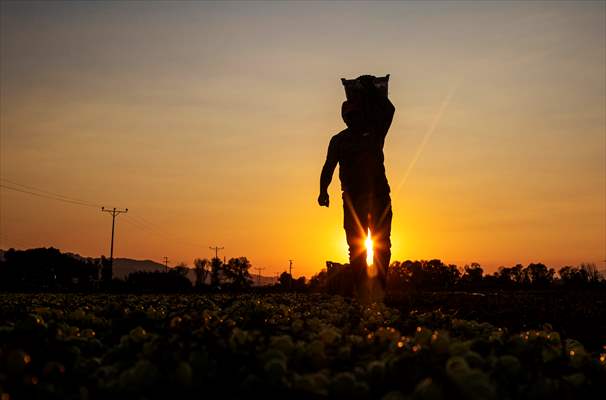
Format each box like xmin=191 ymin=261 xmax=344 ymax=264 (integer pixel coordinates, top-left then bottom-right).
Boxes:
xmin=318 ymin=75 xmax=395 ymax=302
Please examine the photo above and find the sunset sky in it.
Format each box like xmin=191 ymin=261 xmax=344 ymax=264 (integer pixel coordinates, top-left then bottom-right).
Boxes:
xmin=1 ymin=1 xmax=605 ymax=277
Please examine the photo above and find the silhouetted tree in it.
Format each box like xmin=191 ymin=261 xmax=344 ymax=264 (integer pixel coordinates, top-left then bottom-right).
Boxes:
xmin=385 ymin=259 xmax=461 ymax=291
xmin=525 ymin=263 xmax=555 ymax=288
xmin=425 ymin=259 xmax=460 ymax=289
xmin=210 ymin=257 xmax=223 ymax=289
xmin=510 ymin=264 xmax=525 ymax=286
xmin=223 ymin=257 xmax=253 ymax=290
xmin=279 ymin=271 xmax=292 ymax=288
xmin=173 ymin=263 xmax=190 ymax=279
xmin=0 ymin=247 xmax=100 ymax=290
xmin=324 ymin=262 xmax=353 ymax=296
xmin=580 ymin=263 xmax=601 ymax=284
xmin=293 ymin=276 xmax=306 ymax=291
xmin=557 ymin=264 xmax=602 ymax=288
xmin=309 ymin=269 xmax=328 ymax=292
xmin=461 ymin=263 xmax=483 ymax=287
xmin=495 ymin=266 xmax=514 ymax=287
xmin=193 ymin=258 xmax=211 ymax=287
xmin=276 ymin=271 xmax=306 ymax=292
xmin=386 ymin=261 xmax=409 ymax=292
xmin=559 ymin=266 xmax=582 ymax=287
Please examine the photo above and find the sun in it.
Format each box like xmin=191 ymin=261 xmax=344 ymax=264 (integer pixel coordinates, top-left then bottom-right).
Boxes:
xmin=365 ymin=228 xmax=373 ymax=266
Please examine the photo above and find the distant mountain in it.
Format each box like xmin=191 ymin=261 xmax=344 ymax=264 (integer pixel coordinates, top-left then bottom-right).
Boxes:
xmin=55 ymin=251 xmax=169 ymax=279
xmin=61 ymin=252 xmax=166 ymax=279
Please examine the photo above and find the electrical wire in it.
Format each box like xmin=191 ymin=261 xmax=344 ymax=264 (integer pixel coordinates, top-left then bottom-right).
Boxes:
xmin=0 ymin=184 xmax=101 ymax=208
xmin=0 ymin=177 xmax=207 ymax=252
xmin=0 ymin=178 xmax=105 ymax=208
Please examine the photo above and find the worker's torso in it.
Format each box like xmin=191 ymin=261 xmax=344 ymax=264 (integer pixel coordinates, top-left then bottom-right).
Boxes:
xmin=335 ymin=129 xmax=390 ymax=196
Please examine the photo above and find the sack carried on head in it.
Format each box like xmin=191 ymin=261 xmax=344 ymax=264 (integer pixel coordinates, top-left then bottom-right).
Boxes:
xmin=341 ymin=74 xmax=389 ymax=100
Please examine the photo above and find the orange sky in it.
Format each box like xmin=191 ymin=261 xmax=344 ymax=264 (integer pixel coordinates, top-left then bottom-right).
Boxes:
xmin=1 ymin=1 xmax=605 ymax=277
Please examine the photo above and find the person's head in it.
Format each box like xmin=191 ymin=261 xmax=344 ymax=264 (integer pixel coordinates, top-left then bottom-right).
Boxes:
xmin=342 ymin=100 xmax=366 ymax=130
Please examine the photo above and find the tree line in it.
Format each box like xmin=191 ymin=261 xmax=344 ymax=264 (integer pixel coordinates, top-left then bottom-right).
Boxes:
xmin=0 ymin=248 xmax=256 ymax=292
xmin=309 ymin=259 xmax=605 ymax=295
xmin=0 ymin=247 xmax=603 ymax=293
xmin=121 ymin=256 xmax=255 ymax=292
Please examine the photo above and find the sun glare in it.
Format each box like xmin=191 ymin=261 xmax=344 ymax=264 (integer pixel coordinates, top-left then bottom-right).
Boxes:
xmin=365 ymin=228 xmax=373 ymax=266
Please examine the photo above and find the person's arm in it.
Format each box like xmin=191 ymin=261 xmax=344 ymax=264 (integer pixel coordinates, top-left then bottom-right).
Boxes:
xmin=376 ymin=95 xmax=395 ymax=139
xmin=318 ymin=136 xmax=339 ymax=207
xmin=356 ymin=77 xmax=395 ymax=139
xmin=365 ymin=88 xmax=395 ymax=139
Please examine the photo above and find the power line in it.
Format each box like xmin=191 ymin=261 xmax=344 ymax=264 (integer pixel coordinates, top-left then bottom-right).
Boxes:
xmin=120 ymin=216 xmax=198 ymax=251
xmin=0 ymin=178 xmax=206 ymax=253
xmin=0 ymin=178 xmax=221 ymax=263
xmin=163 ymin=256 xmax=169 ymax=272
xmin=0 ymin=184 xmax=100 ymax=208
xmin=121 ymin=215 xmax=166 ymax=237
xmin=128 ymin=214 xmax=166 ymax=233
xmin=121 ymin=215 xmax=152 ymax=232
xmin=0 ymin=178 xmax=111 ymax=208
xmin=123 ymin=214 xmax=204 ymax=249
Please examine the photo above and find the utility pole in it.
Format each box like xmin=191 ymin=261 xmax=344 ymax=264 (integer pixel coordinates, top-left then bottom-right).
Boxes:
xmin=289 ymin=259 xmax=294 ymax=290
xmin=163 ymin=256 xmax=169 ymax=272
xmin=209 ymin=246 xmax=224 ymax=260
xmin=254 ymin=267 xmax=265 ymax=285
xmin=101 ymin=207 xmax=128 ymax=283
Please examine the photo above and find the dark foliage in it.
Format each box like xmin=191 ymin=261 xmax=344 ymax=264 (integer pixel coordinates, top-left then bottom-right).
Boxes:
xmin=308 ymin=260 xmax=605 ymax=294
xmin=1 ymin=247 xmax=603 ymax=295
xmin=0 ymin=248 xmax=100 ymax=291
xmin=276 ymin=272 xmax=306 ymax=291
xmin=125 ymin=268 xmax=192 ymax=292
xmin=0 ymin=293 xmax=604 ymax=399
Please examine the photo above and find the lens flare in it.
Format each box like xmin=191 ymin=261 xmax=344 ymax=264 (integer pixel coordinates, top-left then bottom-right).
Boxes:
xmin=365 ymin=228 xmax=373 ymax=266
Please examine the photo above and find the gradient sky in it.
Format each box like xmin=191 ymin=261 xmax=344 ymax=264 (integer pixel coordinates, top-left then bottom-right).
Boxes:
xmin=1 ymin=1 xmax=605 ymax=277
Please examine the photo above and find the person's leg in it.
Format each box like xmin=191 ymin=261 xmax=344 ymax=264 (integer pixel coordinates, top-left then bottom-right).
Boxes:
xmin=342 ymin=192 xmax=368 ymax=298
xmin=370 ymin=194 xmax=392 ymax=298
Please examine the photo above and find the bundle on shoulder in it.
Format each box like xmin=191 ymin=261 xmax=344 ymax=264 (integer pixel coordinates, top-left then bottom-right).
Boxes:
xmin=341 ymin=74 xmax=390 ymax=100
